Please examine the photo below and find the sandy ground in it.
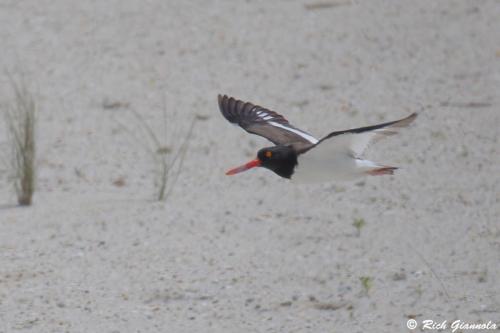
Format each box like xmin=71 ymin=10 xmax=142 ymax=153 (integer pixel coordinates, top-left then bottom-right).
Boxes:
xmin=0 ymin=0 xmax=499 ymax=332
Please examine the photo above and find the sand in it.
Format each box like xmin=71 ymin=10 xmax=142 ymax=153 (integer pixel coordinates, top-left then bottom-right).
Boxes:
xmin=0 ymin=0 xmax=499 ymax=332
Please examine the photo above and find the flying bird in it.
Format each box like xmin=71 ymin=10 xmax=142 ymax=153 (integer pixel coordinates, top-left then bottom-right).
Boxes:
xmin=218 ymin=95 xmax=417 ymax=183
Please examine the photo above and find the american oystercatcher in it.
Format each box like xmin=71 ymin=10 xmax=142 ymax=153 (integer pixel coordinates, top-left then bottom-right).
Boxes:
xmin=218 ymin=95 xmax=417 ymax=183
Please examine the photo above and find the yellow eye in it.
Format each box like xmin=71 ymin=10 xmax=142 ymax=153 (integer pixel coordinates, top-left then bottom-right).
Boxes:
xmin=265 ymin=151 xmax=272 ymax=158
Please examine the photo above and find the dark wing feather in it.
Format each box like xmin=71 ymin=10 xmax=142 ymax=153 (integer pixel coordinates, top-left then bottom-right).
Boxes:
xmin=319 ymin=113 xmax=417 ymax=142
xmin=218 ymin=95 xmax=318 ymax=146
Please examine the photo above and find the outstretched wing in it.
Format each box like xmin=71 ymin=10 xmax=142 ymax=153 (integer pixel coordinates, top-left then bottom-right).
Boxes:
xmin=314 ymin=112 xmax=418 ymax=156
xmin=218 ymin=95 xmax=318 ymax=145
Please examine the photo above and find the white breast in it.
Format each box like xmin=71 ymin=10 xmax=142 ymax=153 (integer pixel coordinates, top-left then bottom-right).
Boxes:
xmin=292 ymin=151 xmax=360 ymax=183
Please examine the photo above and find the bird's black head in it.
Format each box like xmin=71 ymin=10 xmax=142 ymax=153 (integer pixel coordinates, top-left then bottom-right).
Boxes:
xmin=257 ymin=146 xmax=297 ymax=179
xmin=225 ymin=145 xmax=297 ymax=179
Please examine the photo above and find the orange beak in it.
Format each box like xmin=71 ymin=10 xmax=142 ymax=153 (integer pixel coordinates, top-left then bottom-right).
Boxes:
xmin=225 ymin=158 xmax=261 ymax=175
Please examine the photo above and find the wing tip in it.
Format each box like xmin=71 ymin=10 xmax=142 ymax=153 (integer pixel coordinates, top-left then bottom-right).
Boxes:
xmin=218 ymin=94 xmax=236 ymax=113
xmin=391 ymin=112 xmax=418 ymax=128
xmin=218 ymin=94 xmax=233 ymax=122
xmin=219 ymin=94 xmax=251 ymax=125
xmin=218 ymin=94 xmax=228 ymax=107
xmin=406 ymin=112 xmax=418 ymax=122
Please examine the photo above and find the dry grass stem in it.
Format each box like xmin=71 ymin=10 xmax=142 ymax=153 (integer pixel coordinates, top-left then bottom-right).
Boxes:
xmin=3 ymin=77 xmax=37 ymax=206
xmin=114 ymin=106 xmax=197 ymax=201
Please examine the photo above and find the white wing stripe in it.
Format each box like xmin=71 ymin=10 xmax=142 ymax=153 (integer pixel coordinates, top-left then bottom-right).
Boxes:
xmin=268 ymin=121 xmax=319 ymax=144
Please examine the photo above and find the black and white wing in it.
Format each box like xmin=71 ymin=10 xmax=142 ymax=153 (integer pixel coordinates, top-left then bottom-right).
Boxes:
xmin=312 ymin=112 xmax=418 ymax=156
xmin=292 ymin=113 xmax=418 ymax=183
xmin=218 ymin=95 xmax=318 ymax=146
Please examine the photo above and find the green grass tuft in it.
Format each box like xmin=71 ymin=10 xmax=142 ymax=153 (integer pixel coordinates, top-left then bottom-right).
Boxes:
xmin=352 ymin=218 xmax=366 ymax=237
xmin=359 ymin=276 xmax=373 ymax=295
